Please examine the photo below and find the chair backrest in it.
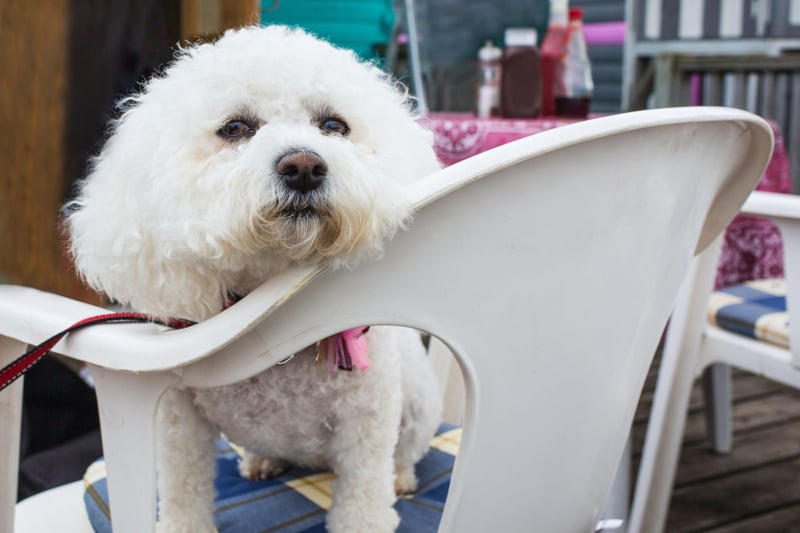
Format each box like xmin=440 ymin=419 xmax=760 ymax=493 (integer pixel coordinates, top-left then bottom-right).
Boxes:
xmin=177 ymin=108 xmax=774 ymax=531
xmin=0 ymin=107 xmax=773 ymax=533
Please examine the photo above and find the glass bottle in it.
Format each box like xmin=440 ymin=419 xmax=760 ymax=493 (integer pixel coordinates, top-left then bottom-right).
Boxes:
xmin=500 ymin=28 xmax=541 ymax=118
xmin=540 ymin=0 xmax=569 ymax=116
xmin=554 ymin=7 xmax=594 ymax=118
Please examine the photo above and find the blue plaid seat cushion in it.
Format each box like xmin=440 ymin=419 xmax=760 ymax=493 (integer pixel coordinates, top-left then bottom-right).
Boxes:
xmin=707 ymin=278 xmax=789 ymax=348
xmin=83 ymin=424 xmax=460 ymax=532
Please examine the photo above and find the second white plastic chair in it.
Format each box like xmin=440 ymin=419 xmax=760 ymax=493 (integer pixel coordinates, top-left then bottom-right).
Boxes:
xmin=630 ymin=190 xmax=800 ymax=533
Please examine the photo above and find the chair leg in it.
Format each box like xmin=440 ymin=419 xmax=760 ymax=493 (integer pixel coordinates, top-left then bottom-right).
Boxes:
xmin=90 ymin=365 xmax=176 ymax=533
xmin=601 ymin=436 xmax=630 ymax=532
xmin=629 ymin=240 xmax=722 ymax=533
xmin=0 ymin=336 xmax=25 ymax=533
xmin=702 ymin=363 xmax=733 ymax=454
xmin=628 ymin=334 xmax=697 ymax=533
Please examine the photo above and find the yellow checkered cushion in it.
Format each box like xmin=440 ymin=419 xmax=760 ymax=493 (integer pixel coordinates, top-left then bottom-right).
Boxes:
xmin=83 ymin=425 xmax=461 ymax=532
xmin=707 ymin=279 xmax=789 ymax=348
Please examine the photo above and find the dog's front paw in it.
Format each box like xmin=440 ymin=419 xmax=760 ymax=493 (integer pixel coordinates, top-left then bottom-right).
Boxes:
xmin=326 ymin=503 xmax=400 ymax=533
xmin=238 ymin=451 xmax=287 ymax=481
xmin=395 ymin=465 xmax=418 ymax=495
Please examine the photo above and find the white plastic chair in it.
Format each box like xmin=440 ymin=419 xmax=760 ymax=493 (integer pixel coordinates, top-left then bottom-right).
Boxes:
xmin=1 ymin=107 xmax=772 ymax=533
xmin=629 ymin=189 xmax=800 ymax=533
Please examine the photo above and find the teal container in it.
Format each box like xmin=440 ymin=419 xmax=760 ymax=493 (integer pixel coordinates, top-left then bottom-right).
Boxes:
xmin=260 ymin=0 xmax=395 ymax=60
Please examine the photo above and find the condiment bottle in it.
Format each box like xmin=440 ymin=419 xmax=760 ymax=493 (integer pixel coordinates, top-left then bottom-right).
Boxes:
xmin=500 ymin=28 xmax=541 ymax=118
xmin=476 ymin=40 xmax=502 ymax=118
xmin=554 ymin=7 xmax=594 ymax=118
xmin=540 ymin=0 xmax=569 ymax=116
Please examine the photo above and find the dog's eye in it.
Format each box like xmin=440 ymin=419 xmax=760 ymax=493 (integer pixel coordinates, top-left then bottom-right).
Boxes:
xmin=217 ymin=119 xmax=256 ymax=140
xmin=319 ymin=117 xmax=350 ymax=136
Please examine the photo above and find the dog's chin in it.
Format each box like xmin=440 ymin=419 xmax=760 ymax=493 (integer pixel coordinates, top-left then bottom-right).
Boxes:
xmin=281 ymin=204 xmax=320 ymax=220
xmin=248 ymin=202 xmax=342 ymax=261
xmin=249 ymin=196 xmax=385 ymax=266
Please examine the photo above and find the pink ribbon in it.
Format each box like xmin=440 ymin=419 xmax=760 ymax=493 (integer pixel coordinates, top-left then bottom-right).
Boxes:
xmin=317 ymin=327 xmax=370 ymax=372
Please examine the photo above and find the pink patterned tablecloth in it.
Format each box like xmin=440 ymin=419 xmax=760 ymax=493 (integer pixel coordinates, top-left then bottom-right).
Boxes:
xmin=421 ymin=113 xmax=792 ymax=288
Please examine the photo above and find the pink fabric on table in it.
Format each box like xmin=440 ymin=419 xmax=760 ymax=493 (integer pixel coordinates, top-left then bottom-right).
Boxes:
xmin=716 ymin=121 xmax=791 ymax=288
xmin=419 ymin=113 xmax=583 ymax=166
xmin=421 ymin=113 xmax=792 ymax=288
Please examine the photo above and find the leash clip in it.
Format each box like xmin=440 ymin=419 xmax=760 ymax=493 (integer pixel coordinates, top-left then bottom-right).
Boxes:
xmin=276 ymin=353 xmax=295 ymax=366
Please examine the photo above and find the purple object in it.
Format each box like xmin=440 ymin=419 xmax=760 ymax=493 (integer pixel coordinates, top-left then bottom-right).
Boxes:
xmin=582 ymin=21 xmax=626 ymax=45
xmin=690 ymin=74 xmax=702 ymax=105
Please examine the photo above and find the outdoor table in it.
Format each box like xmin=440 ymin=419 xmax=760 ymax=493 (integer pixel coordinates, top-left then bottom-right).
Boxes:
xmin=421 ymin=112 xmax=792 ymax=287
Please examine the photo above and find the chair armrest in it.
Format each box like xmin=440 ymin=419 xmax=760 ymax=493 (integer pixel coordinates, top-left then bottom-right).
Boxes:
xmin=0 ymin=286 xmax=109 ymax=347
xmin=739 ymin=190 xmax=800 ymax=367
xmin=741 ymin=190 xmax=800 ymax=220
xmin=0 ymin=264 xmax=322 ymax=372
xmin=739 ymin=192 xmax=800 ymax=282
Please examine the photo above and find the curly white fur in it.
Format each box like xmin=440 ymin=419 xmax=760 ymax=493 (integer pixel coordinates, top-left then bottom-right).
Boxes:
xmin=67 ymin=25 xmax=442 ymax=533
xmin=68 ymin=25 xmax=438 ymax=321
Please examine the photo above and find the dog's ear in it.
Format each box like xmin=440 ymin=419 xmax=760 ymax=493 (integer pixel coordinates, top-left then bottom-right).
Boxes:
xmin=66 ymin=109 xmax=228 ymax=321
xmin=67 ymin=186 xmax=227 ymax=322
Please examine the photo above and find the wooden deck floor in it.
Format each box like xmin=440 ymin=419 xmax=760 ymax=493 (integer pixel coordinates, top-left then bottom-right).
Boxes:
xmin=633 ymin=360 xmax=800 ymax=532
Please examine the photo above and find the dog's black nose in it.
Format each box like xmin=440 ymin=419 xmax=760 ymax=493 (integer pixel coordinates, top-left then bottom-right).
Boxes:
xmin=277 ymin=151 xmax=327 ymax=193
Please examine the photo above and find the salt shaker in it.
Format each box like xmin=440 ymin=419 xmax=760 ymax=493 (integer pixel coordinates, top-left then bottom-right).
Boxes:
xmin=476 ymin=40 xmax=502 ymax=118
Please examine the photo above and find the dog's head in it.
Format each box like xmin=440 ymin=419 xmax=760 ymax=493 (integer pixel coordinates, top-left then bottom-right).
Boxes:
xmin=66 ymin=26 xmax=439 ymax=320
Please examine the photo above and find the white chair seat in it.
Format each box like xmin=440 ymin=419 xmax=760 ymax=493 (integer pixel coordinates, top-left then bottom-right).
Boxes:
xmin=15 ymin=481 xmax=92 ymax=533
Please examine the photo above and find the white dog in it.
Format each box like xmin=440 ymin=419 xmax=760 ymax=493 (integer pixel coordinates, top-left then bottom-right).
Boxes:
xmin=66 ymin=25 xmax=442 ymax=533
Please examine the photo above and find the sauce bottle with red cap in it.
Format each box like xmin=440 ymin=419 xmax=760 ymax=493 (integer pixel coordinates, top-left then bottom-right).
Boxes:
xmin=554 ymin=7 xmax=594 ymax=118
xmin=540 ymin=0 xmax=569 ymax=116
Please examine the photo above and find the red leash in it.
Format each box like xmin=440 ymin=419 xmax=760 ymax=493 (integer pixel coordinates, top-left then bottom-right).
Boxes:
xmin=0 ymin=312 xmax=193 ymax=393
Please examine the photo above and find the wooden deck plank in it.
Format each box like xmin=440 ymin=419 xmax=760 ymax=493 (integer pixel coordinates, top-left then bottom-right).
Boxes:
xmin=633 ymin=351 xmax=800 ymax=532
xmin=680 ymin=390 xmax=800 ymax=445
xmin=703 ymin=504 xmax=800 ymax=533
xmin=665 ymin=457 xmax=800 ymax=532
xmin=672 ymin=422 xmax=800 ymax=486
xmin=632 ymin=389 xmax=800 ymax=452
xmin=634 ymin=372 xmax=785 ymax=424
